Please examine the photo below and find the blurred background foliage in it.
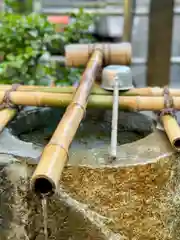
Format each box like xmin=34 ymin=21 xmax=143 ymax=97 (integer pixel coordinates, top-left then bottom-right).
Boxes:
xmin=0 ymin=0 xmax=96 ymax=86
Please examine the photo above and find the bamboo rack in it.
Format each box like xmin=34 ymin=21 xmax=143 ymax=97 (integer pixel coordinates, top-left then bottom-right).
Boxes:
xmin=30 ymin=49 xmax=103 ymax=196
xmin=0 ymin=42 xmax=132 ymax=143
xmin=0 ymin=85 xmax=180 ymax=96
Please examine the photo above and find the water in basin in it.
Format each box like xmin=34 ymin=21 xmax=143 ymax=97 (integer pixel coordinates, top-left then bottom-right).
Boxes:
xmin=6 ymin=107 xmax=154 ymax=166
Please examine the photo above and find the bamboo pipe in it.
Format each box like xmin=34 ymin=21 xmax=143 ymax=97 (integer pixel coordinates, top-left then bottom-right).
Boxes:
xmin=161 ymin=114 xmax=180 ymax=151
xmin=122 ymin=0 xmax=134 ymax=42
xmin=2 ymin=91 xmax=180 ymax=111
xmin=30 ymin=49 xmax=103 ymax=196
xmin=65 ymin=43 xmax=131 ymax=67
xmin=0 ymin=85 xmax=180 ymax=96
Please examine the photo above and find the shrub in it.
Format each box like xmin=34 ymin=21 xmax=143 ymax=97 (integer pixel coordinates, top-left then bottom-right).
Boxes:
xmin=0 ymin=8 xmax=95 ymax=85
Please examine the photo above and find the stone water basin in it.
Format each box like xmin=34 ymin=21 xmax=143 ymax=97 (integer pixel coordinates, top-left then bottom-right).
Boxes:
xmin=0 ymin=107 xmax=179 ymax=240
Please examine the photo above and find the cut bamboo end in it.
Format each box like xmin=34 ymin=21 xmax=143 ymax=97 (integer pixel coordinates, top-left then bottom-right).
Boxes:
xmin=31 ymin=175 xmax=56 ymax=197
xmin=31 ymin=144 xmax=68 ymax=197
xmin=172 ymin=138 xmax=180 ymax=151
xmin=161 ymin=114 xmax=180 ymax=152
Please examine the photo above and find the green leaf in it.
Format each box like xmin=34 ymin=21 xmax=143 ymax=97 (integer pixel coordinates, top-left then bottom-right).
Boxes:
xmin=6 ymin=54 xmax=15 ymax=60
xmin=28 ymin=30 xmax=38 ymax=38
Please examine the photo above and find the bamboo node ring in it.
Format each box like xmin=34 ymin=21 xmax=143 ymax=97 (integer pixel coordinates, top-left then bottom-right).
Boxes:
xmin=0 ymin=83 xmax=23 ymax=111
xmin=47 ymin=141 xmax=69 ymax=162
xmin=158 ymin=86 xmax=176 ymax=119
xmin=71 ymin=101 xmax=86 ymax=120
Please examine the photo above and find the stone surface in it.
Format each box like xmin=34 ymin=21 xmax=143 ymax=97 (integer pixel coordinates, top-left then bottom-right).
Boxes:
xmin=0 ymin=160 xmax=119 ymax=240
xmin=0 ymin=129 xmax=179 ymax=240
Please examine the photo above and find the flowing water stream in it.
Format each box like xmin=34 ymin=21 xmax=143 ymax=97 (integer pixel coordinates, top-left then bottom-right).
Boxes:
xmin=42 ymin=196 xmax=48 ymax=240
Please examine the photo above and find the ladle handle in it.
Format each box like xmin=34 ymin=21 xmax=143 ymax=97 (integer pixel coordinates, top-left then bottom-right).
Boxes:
xmin=110 ymin=79 xmax=119 ymax=159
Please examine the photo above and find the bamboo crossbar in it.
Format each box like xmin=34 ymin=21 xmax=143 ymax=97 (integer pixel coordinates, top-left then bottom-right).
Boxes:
xmin=0 ymin=85 xmax=180 ymax=96
xmin=1 ymin=91 xmax=180 ymax=111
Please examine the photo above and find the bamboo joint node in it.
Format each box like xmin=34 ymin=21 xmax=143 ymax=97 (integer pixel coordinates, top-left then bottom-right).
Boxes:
xmin=70 ymin=101 xmax=86 ymax=119
xmin=47 ymin=141 xmax=69 ymax=161
xmin=0 ymin=84 xmax=23 ymax=111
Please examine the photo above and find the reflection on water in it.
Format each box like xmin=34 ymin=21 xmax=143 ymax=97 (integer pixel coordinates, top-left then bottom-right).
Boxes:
xmin=18 ymin=110 xmax=153 ymax=148
xmin=16 ymin=110 xmax=153 ymax=166
xmin=19 ymin=129 xmax=143 ymax=149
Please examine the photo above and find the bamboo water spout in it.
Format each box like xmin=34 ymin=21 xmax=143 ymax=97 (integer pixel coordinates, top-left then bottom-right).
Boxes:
xmin=30 ymin=49 xmax=104 ymax=196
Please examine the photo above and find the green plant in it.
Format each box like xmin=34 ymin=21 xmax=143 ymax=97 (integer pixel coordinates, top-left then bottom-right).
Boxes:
xmin=4 ymin=0 xmax=32 ymax=14
xmin=63 ymin=8 xmax=95 ymax=44
xmin=0 ymin=8 xmax=95 ymax=86
xmin=0 ymin=13 xmax=60 ymax=85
